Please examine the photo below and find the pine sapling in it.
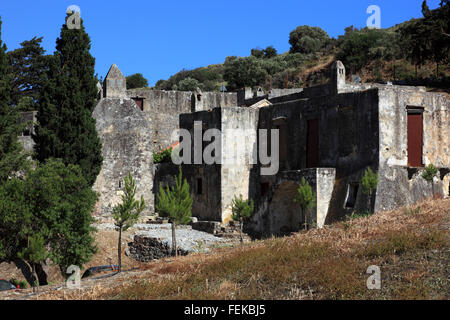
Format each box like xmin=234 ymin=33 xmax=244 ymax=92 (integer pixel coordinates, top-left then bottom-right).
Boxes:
xmin=231 ymin=195 xmax=254 ymax=243
xmin=156 ymin=166 xmax=193 ymax=257
xmin=112 ymin=172 xmax=145 ymax=272
xmin=422 ymin=164 xmax=438 ymax=196
xmin=361 ymin=167 xmax=378 ymax=213
xmin=294 ymin=178 xmax=316 ymax=230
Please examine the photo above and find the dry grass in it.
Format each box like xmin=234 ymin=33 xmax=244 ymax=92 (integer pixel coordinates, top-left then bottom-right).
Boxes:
xmin=29 ymin=198 xmax=450 ymax=300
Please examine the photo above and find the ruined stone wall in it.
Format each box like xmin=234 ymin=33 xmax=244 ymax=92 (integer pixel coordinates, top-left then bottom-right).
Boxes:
xmin=256 ymin=88 xmax=380 ymax=221
xmin=93 ymin=98 xmax=154 ymax=218
xmin=375 ymin=88 xmax=450 ymax=211
xmin=220 ymin=107 xmax=259 ymax=223
xmin=126 ymin=89 xmax=237 ymax=152
xmin=247 ymin=168 xmax=335 ymax=237
xmin=173 ymin=107 xmax=258 ymax=223
xmin=177 ymin=109 xmax=224 ymax=221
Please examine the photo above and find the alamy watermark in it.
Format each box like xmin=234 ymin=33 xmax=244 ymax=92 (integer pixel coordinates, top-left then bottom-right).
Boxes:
xmin=169 ymin=124 xmax=279 ymax=176
xmin=66 ymin=264 xmax=81 ymax=289
xmin=366 ymin=5 xmax=381 ymax=29
xmin=66 ymin=5 xmax=81 ymax=30
xmin=366 ymin=265 xmax=381 ymax=290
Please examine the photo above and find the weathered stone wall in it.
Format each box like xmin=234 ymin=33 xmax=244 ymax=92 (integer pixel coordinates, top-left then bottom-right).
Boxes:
xmin=375 ymin=87 xmax=449 ymax=211
xmin=104 ymin=64 xmax=127 ymax=98
xmin=220 ymin=107 xmax=259 ymax=223
xmin=247 ymin=168 xmax=335 ymax=237
xmin=92 ymin=98 xmax=154 ymax=217
xmin=255 ymin=88 xmax=380 ymax=221
xmin=126 ymin=89 xmax=237 ymax=152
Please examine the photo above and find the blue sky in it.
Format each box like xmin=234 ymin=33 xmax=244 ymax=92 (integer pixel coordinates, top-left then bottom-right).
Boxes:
xmin=0 ymin=0 xmax=442 ymax=86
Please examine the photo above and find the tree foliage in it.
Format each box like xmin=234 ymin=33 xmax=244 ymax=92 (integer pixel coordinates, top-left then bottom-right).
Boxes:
xmin=126 ymin=73 xmax=148 ymax=89
xmin=18 ymin=234 xmax=47 ymax=292
xmin=224 ymin=56 xmax=268 ymax=91
xmin=231 ymin=194 xmax=254 ymax=243
xmin=336 ymin=27 xmax=401 ymax=73
xmin=112 ymin=172 xmax=145 ymax=272
xmin=7 ymin=37 xmax=48 ymax=110
xmin=421 ymin=164 xmax=438 ymax=182
xmin=231 ymin=194 xmax=254 ymax=222
xmin=33 ymin=13 xmax=102 ymax=186
xmin=153 ymin=147 xmax=172 ymax=163
xmin=156 ymin=166 xmax=193 ymax=256
xmin=361 ymin=167 xmax=378 ymax=195
xmin=289 ymin=25 xmax=330 ymax=54
xmin=399 ymin=1 xmax=449 ymax=73
xmin=293 ymin=178 xmax=316 ymax=230
xmin=177 ymin=77 xmax=203 ymax=91
xmin=361 ymin=167 xmax=378 ymax=212
xmin=0 ymin=159 xmax=98 ymax=278
xmin=156 ymin=166 xmax=193 ymax=225
xmin=0 ymin=18 xmax=29 ymax=182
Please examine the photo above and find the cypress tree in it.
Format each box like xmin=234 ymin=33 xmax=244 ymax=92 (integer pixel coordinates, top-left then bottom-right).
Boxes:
xmin=33 ymin=12 xmax=102 ymax=186
xmin=0 ymin=17 xmax=29 ymax=182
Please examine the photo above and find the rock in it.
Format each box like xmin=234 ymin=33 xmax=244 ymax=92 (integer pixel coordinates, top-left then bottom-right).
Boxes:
xmin=127 ymin=235 xmax=189 ymax=262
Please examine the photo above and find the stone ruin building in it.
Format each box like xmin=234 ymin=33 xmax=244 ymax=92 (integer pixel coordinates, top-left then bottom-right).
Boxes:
xmin=20 ymin=61 xmax=450 ymax=238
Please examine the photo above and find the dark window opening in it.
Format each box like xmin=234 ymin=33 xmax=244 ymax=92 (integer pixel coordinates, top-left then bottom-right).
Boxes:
xmin=338 ymin=106 xmax=355 ymax=157
xmin=306 ymin=119 xmax=319 ymax=168
xmin=261 ymin=183 xmax=270 ymax=196
xmin=118 ymin=180 xmax=122 ymax=189
xmin=197 ymin=94 xmax=201 ymax=101
xmin=132 ymin=97 xmax=144 ymax=111
xmin=345 ymin=184 xmax=359 ymax=208
xmin=196 ymin=178 xmax=203 ymax=195
xmin=22 ymin=128 xmax=31 ymax=136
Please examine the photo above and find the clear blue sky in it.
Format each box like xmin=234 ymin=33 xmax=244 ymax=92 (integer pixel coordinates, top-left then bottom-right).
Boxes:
xmin=0 ymin=0 xmax=442 ymax=86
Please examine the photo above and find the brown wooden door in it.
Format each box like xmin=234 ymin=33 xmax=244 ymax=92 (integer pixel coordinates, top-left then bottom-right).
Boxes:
xmin=133 ymin=98 xmax=144 ymax=111
xmin=307 ymin=119 xmax=319 ymax=168
xmin=407 ymin=113 xmax=423 ymax=167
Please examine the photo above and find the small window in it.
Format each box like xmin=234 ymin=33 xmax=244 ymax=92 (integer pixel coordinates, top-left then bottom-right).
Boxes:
xmin=197 ymin=94 xmax=201 ymax=101
xmin=344 ymin=184 xmax=359 ymax=208
xmin=261 ymin=183 xmax=269 ymax=196
xmin=196 ymin=178 xmax=203 ymax=195
xmin=118 ymin=180 xmax=122 ymax=189
xmin=22 ymin=128 xmax=31 ymax=136
xmin=132 ymin=97 xmax=144 ymax=111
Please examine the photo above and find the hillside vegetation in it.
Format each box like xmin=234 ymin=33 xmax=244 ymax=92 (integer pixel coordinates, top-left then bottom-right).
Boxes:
xmin=152 ymin=1 xmax=449 ymax=93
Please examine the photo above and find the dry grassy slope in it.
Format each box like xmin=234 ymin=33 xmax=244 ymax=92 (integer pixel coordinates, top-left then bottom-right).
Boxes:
xmin=2 ymin=197 xmax=449 ymax=300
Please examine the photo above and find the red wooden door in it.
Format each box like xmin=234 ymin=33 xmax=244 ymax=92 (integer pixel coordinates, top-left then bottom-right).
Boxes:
xmin=133 ymin=98 xmax=144 ymax=111
xmin=307 ymin=119 xmax=319 ymax=168
xmin=407 ymin=113 xmax=423 ymax=167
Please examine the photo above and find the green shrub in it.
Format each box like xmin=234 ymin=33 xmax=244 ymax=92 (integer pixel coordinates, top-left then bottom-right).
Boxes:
xmin=422 ymin=164 xmax=438 ymax=182
xmin=153 ymin=148 xmax=172 ymax=164
xmin=231 ymin=195 xmax=254 ymax=243
xmin=361 ymin=167 xmax=378 ymax=212
xmin=293 ymin=178 xmax=316 ymax=230
xmin=156 ymin=166 xmax=193 ymax=256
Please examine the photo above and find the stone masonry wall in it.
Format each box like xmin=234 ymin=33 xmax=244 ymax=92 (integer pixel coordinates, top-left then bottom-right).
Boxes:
xmin=93 ymin=98 xmax=154 ymax=217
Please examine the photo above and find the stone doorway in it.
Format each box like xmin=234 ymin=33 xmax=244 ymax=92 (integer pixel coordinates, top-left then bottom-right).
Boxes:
xmin=268 ymin=181 xmax=302 ymax=235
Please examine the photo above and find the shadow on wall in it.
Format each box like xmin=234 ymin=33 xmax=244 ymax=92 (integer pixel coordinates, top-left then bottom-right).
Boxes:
xmin=268 ymin=181 xmax=303 ymax=236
